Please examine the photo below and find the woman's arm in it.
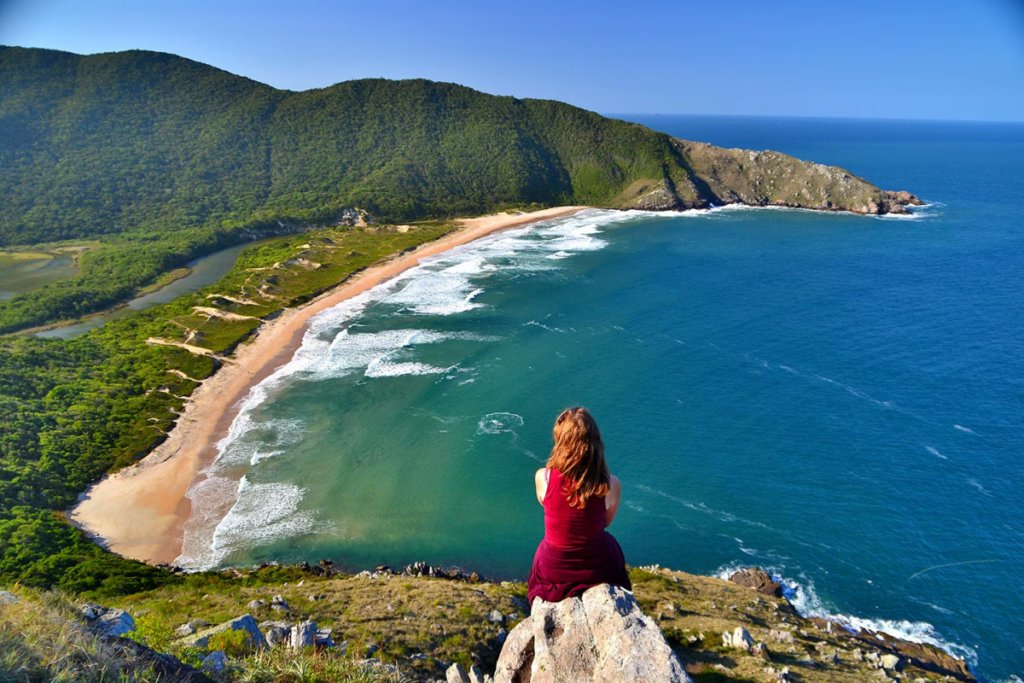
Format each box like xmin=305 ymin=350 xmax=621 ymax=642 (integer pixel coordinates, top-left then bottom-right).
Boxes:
xmin=604 ymin=475 xmax=622 ymax=528
xmin=534 ymin=468 xmax=548 ymax=506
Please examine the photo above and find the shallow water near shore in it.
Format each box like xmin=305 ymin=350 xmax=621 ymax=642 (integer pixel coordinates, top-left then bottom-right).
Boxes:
xmin=178 ymin=117 xmax=1024 ymax=680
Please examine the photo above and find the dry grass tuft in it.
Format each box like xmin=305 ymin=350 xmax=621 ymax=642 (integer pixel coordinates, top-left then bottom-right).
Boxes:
xmin=0 ymin=586 xmax=161 ymax=683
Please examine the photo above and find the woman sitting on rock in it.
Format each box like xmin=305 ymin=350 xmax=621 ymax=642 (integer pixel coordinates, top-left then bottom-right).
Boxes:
xmin=527 ymin=407 xmax=631 ymax=605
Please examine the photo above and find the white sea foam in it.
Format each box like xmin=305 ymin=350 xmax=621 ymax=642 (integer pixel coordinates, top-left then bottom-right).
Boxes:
xmin=365 ymin=360 xmax=450 ymax=378
xmin=954 ymin=424 xmax=977 ymax=435
xmin=925 ymin=446 xmax=949 ymax=460
xmin=712 ymin=563 xmax=976 ymax=666
xmin=476 ymin=412 xmax=524 ymax=436
xmin=175 ymin=209 xmax=632 ymax=570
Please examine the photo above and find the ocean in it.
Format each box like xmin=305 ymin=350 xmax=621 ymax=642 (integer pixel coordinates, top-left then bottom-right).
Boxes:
xmin=176 ymin=116 xmax=1024 ymax=681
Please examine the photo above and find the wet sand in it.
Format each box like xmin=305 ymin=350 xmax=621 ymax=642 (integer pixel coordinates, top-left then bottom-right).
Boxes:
xmin=69 ymin=206 xmax=587 ymax=565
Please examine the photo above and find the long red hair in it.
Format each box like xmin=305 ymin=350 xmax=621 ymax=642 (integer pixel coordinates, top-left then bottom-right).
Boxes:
xmin=547 ymin=407 xmax=610 ymax=508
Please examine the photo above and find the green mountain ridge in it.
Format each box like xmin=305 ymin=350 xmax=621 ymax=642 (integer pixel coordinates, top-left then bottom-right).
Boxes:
xmin=0 ymin=46 xmax=917 ymax=333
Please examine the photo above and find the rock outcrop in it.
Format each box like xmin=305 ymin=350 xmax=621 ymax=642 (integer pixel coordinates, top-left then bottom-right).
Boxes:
xmin=181 ymin=614 xmax=267 ymax=650
xmin=617 ymin=138 xmax=924 ymax=216
xmin=494 ymin=584 xmax=690 ymax=682
xmin=80 ymin=604 xmax=137 ymax=637
xmin=728 ymin=567 xmax=784 ymax=598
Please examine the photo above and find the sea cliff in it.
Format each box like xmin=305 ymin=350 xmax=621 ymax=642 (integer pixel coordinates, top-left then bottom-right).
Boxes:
xmin=1 ymin=561 xmax=974 ymax=683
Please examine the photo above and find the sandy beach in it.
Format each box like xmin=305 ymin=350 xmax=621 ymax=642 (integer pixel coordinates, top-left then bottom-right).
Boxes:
xmin=68 ymin=206 xmax=586 ymax=565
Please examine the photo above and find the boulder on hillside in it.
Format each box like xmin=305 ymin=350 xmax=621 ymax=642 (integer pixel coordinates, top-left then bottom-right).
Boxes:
xmin=95 ymin=609 xmax=136 ymax=637
xmin=728 ymin=567 xmax=784 ymax=598
xmin=260 ymin=621 xmax=292 ymax=647
xmin=181 ymin=615 xmax=267 ymax=651
xmin=200 ymin=650 xmax=228 ymax=675
xmin=722 ymin=626 xmax=754 ymax=651
xmin=290 ymin=620 xmax=317 ymax=649
xmin=98 ymin=633 xmax=213 ymax=683
xmin=494 ymin=584 xmax=690 ymax=683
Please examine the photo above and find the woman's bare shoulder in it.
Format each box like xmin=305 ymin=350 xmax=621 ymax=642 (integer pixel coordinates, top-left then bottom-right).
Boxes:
xmin=535 ymin=467 xmax=548 ymax=482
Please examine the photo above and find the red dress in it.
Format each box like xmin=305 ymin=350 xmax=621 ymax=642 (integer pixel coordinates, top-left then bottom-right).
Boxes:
xmin=527 ymin=468 xmax=631 ymax=605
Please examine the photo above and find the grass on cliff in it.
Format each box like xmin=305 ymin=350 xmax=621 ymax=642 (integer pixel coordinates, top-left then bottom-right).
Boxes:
xmin=118 ymin=567 xmax=526 ymax=680
xmin=2 ymin=567 xmax=968 ymax=683
xmin=0 ymin=585 xmax=402 ymax=683
xmin=0 ymin=587 xmax=163 ymax=683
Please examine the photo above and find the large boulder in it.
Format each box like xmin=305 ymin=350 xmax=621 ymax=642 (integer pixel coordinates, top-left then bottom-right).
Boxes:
xmin=95 ymin=609 xmax=136 ymax=637
xmin=290 ymin=620 xmax=317 ymax=649
xmin=181 ymin=615 xmax=267 ymax=651
xmin=728 ymin=568 xmax=783 ymax=598
xmin=200 ymin=650 xmax=228 ymax=675
xmin=494 ymin=584 xmax=690 ymax=683
xmin=261 ymin=621 xmax=292 ymax=648
xmin=722 ymin=626 xmax=754 ymax=651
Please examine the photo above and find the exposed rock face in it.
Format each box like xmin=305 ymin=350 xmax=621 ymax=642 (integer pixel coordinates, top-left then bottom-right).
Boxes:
xmin=289 ymin=620 xmax=317 ymax=649
xmin=729 ymin=567 xmax=784 ymax=598
xmin=182 ymin=614 xmax=267 ymax=650
xmin=200 ymin=650 xmax=228 ymax=674
xmin=848 ymin=630 xmax=972 ymax=680
xmin=95 ymin=608 xmax=136 ymax=637
xmin=885 ymin=190 xmax=925 ymax=206
xmin=722 ymin=626 xmax=755 ymax=651
xmin=99 ymin=634 xmax=214 ymax=683
xmin=494 ymin=584 xmax=690 ymax=682
xmin=261 ymin=621 xmax=292 ymax=647
xmin=616 ymin=139 xmax=922 ymax=216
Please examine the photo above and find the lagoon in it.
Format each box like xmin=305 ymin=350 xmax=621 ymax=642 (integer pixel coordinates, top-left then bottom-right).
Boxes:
xmin=0 ymin=250 xmax=78 ymax=301
xmin=37 ymin=240 xmax=270 ymax=340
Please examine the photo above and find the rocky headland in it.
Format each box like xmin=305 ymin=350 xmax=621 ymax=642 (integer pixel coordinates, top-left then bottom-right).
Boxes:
xmin=1 ymin=562 xmax=975 ymax=683
xmin=622 ymin=139 xmax=924 ymax=216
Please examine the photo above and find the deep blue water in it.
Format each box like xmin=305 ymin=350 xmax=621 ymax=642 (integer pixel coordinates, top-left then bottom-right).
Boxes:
xmin=181 ymin=117 xmax=1024 ymax=680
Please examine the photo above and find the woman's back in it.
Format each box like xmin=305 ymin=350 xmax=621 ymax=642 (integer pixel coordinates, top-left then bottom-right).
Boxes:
xmin=543 ymin=468 xmax=607 ymax=550
xmin=527 ymin=407 xmax=631 ymax=605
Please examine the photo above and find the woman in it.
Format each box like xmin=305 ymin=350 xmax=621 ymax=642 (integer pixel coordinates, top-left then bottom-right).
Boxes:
xmin=527 ymin=407 xmax=631 ymax=605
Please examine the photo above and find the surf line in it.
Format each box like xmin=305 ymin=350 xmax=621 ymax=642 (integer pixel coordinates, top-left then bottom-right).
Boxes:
xmin=907 ymin=559 xmax=1001 ymax=582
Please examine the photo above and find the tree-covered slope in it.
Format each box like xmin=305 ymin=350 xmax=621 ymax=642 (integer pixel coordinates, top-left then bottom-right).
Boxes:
xmin=0 ymin=46 xmax=915 ymax=332
xmin=0 ymin=47 xmax=676 ymax=245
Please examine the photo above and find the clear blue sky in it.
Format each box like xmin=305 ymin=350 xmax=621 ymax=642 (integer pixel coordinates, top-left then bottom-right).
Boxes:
xmin=2 ymin=0 xmax=1023 ymax=121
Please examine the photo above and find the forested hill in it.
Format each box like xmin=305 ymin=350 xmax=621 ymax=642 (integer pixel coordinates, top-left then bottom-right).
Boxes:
xmin=0 ymin=45 xmax=682 ymax=244
xmin=0 ymin=46 xmax=913 ymax=332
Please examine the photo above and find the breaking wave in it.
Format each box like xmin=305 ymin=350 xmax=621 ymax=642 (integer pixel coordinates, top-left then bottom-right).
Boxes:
xmin=713 ymin=562 xmax=976 ymax=668
xmin=176 ymin=209 xmax=637 ymax=570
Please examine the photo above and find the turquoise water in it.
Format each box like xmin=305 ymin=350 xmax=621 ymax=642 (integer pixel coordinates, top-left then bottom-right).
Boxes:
xmin=38 ymin=239 xmax=268 ymax=339
xmin=178 ymin=118 xmax=1024 ymax=680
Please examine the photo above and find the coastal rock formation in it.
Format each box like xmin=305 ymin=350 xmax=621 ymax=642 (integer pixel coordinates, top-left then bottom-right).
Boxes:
xmin=494 ymin=583 xmax=690 ymax=682
xmin=728 ymin=567 xmax=784 ymax=598
xmin=618 ymin=139 xmax=925 ymax=216
xmin=846 ymin=628 xmax=975 ymax=680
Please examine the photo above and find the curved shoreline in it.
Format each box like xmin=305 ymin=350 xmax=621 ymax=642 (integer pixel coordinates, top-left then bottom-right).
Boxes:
xmin=69 ymin=206 xmax=588 ymax=565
